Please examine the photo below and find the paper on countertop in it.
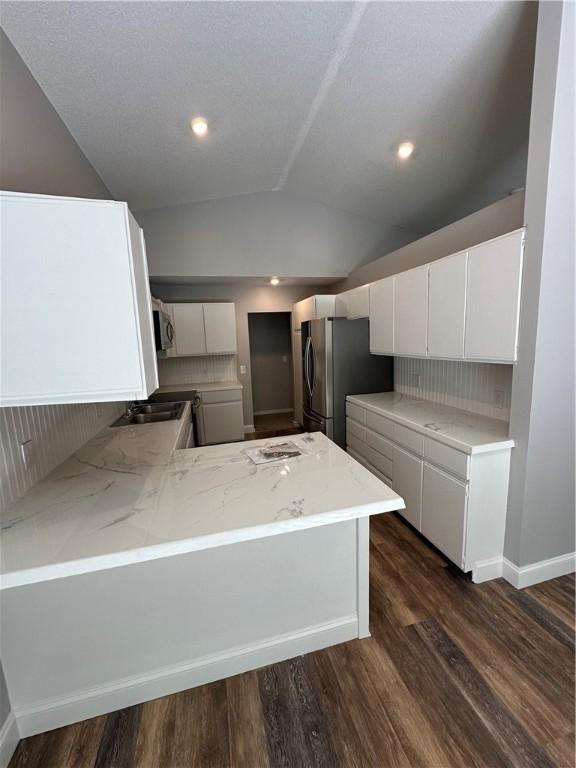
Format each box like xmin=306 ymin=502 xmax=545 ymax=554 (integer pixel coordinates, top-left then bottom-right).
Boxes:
xmin=244 ymin=441 xmax=302 ymax=465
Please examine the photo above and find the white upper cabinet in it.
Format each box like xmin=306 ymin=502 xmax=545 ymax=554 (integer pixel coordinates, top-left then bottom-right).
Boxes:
xmin=464 ymin=230 xmax=524 ymax=362
xmin=394 ymin=265 xmax=428 ymax=356
xmin=292 ymin=295 xmax=335 ymax=330
xmin=203 ymin=303 xmax=237 ymax=354
xmin=0 ymin=191 xmax=158 ymax=407
xmin=169 ymin=302 xmax=237 ymax=357
xmin=172 ymin=304 xmax=207 ymax=356
xmin=369 ymin=277 xmax=394 ymax=354
xmin=335 ymin=285 xmax=370 ymax=319
xmin=367 ymin=227 xmax=525 ymax=363
xmin=428 ymin=251 xmax=467 ymax=359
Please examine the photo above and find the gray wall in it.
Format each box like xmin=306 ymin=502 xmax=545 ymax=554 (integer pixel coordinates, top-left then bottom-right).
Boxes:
xmin=1 ymin=29 xmax=115 ymax=737
xmin=136 ymin=191 xmax=418 ymax=281
xmin=333 ymin=191 xmax=525 ymax=292
xmin=150 ymin=283 xmax=320 ymax=428
xmin=505 ymin=1 xmax=575 ymax=567
xmin=0 ymin=30 xmax=110 ymax=198
xmin=248 ymin=313 xmax=293 ymax=415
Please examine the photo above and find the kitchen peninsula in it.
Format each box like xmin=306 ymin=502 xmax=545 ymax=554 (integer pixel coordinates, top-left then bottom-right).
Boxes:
xmin=0 ymin=411 xmax=403 ymax=737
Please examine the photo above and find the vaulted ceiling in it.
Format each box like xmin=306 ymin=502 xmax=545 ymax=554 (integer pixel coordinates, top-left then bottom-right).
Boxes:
xmin=1 ymin=1 xmax=537 ymax=234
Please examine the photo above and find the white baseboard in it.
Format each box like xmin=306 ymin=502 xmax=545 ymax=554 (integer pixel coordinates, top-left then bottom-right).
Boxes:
xmin=0 ymin=713 xmax=19 ymax=768
xmin=15 ymin=616 xmax=357 ymax=738
xmin=253 ymin=409 xmax=294 ymax=416
xmin=502 ymin=552 xmax=576 ymax=589
xmin=243 ymin=424 xmax=255 ymax=434
xmin=472 ymin=557 xmax=504 ymax=583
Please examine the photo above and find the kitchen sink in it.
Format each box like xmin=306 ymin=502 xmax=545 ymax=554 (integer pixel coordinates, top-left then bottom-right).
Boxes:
xmin=136 ymin=403 xmax=180 ymax=413
xmin=111 ymin=401 xmax=186 ymax=427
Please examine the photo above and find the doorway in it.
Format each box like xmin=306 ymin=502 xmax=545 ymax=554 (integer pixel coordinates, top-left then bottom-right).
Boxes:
xmin=248 ymin=312 xmax=294 ymax=434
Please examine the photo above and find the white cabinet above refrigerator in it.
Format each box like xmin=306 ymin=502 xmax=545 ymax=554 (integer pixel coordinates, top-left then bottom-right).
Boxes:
xmin=0 ymin=191 xmax=158 ymax=406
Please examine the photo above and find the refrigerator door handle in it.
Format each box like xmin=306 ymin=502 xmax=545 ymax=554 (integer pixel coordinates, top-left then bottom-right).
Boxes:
xmin=304 ymin=336 xmax=312 ymax=397
xmin=309 ymin=337 xmax=315 ymax=395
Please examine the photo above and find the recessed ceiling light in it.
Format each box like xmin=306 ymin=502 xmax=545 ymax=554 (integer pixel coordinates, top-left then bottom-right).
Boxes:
xmin=397 ymin=141 xmax=415 ymax=160
xmin=191 ymin=117 xmax=208 ymax=137
xmin=270 ymin=277 xmax=280 ymax=286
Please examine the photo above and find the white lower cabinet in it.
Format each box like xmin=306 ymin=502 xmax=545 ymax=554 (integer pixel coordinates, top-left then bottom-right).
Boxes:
xmin=421 ymin=463 xmax=468 ymax=568
xmin=196 ymin=388 xmax=244 ymax=445
xmin=392 ymin=446 xmax=423 ymax=530
xmin=345 ymin=398 xmax=512 ymax=580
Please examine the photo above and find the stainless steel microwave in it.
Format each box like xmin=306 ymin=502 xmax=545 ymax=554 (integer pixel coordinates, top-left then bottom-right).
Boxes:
xmin=153 ymin=309 xmax=174 ymax=353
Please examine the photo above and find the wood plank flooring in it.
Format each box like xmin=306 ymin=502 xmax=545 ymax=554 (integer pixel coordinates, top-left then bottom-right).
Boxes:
xmin=10 ymin=513 xmax=575 ymax=768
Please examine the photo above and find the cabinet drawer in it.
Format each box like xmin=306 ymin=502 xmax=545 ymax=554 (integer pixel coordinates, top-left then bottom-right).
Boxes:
xmin=346 ymin=417 xmax=366 ymax=443
xmin=394 ymin=423 xmax=424 ymax=456
xmin=424 ymin=438 xmax=470 ymax=480
xmin=199 ymin=388 xmax=242 ymax=404
xmin=347 ymin=448 xmax=392 ymax=487
xmin=346 ymin=401 xmax=366 ymax=425
xmin=365 ymin=410 xmax=394 ymax=441
xmin=348 ymin=434 xmax=393 ymax=480
xmin=422 ymin=463 xmax=467 ymax=567
xmin=365 ymin=427 xmax=394 ymax=461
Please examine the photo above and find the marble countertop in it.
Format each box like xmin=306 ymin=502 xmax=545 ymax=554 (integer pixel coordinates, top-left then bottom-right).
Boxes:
xmin=155 ymin=381 xmax=243 ymax=394
xmin=347 ymin=392 xmax=514 ymax=453
xmin=1 ymin=419 xmax=403 ymax=590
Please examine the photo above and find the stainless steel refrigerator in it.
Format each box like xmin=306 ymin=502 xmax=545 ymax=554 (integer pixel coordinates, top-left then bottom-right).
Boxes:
xmin=302 ymin=317 xmax=393 ymax=447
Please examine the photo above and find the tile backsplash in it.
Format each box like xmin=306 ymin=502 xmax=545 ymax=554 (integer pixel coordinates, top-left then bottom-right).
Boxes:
xmin=0 ymin=401 xmax=124 ymax=511
xmin=158 ymin=355 xmax=238 ymax=386
xmin=394 ymin=357 xmax=512 ymax=421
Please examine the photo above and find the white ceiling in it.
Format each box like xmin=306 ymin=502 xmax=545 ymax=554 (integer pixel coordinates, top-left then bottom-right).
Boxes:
xmin=1 ymin=1 xmax=536 ymax=234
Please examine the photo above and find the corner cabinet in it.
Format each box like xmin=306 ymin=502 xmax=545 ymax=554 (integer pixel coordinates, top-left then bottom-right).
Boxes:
xmin=0 ymin=191 xmax=158 ymax=407
xmin=335 ymin=285 xmax=369 ymax=319
xmin=167 ymin=302 xmax=237 ymax=356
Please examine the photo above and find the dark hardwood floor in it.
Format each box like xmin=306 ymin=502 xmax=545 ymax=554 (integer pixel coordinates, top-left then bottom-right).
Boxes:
xmin=245 ymin=412 xmax=303 ymax=441
xmin=10 ymin=513 xmax=575 ymax=768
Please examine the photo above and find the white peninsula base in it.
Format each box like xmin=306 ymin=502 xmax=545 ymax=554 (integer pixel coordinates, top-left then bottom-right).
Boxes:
xmin=3 ymin=518 xmax=368 ymax=737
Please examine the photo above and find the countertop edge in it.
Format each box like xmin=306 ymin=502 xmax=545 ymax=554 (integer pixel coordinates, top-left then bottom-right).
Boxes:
xmin=0 ymin=498 xmax=403 ymax=591
xmin=346 ymin=394 xmax=514 ymax=454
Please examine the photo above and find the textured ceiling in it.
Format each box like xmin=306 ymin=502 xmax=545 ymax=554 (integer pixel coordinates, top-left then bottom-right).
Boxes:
xmin=1 ymin=1 xmax=537 ymax=234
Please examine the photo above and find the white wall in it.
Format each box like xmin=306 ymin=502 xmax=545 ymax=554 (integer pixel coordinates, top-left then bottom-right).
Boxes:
xmin=505 ymin=1 xmax=575 ymax=568
xmin=136 ymin=191 xmax=418 ymax=280
xmin=150 ymin=283 xmax=320 ymax=428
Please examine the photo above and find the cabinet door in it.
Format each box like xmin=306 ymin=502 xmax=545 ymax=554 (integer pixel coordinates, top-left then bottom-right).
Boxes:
xmin=394 ymin=266 xmax=428 ymax=356
xmin=421 ymin=463 xmax=468 ymax=567
xmin=337 ymin=286 xmax=369 ymax=319
xmin=0 ymin=194 xmax=149 ymax=405
xmin=200 ymin=401 xmax=244 ymax=445
xmin=428 ymin=252 xmax=467 ymax=359
xmin=393 ymin=446 xmax=423 ymax=530
xmin=369 ymin=277 xmax=394 ymax=354
xmin=293 ymin=297 xmax=315 ymax=329
xmin=173 ymin=304 xmax=206 ymax=356
xmin=203 ymin=303 xmax=237 ymax=354
xmin=127 ymin=215 xmax=158 ymax=394
xmin=464 ymin=230 xmax=523 ymax=362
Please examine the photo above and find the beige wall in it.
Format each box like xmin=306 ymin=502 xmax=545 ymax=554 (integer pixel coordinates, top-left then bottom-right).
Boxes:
xmin=150 ymin=282 xmax=321 ymax=428
xmin=332 ymin=191 xmax=525 ymax=292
